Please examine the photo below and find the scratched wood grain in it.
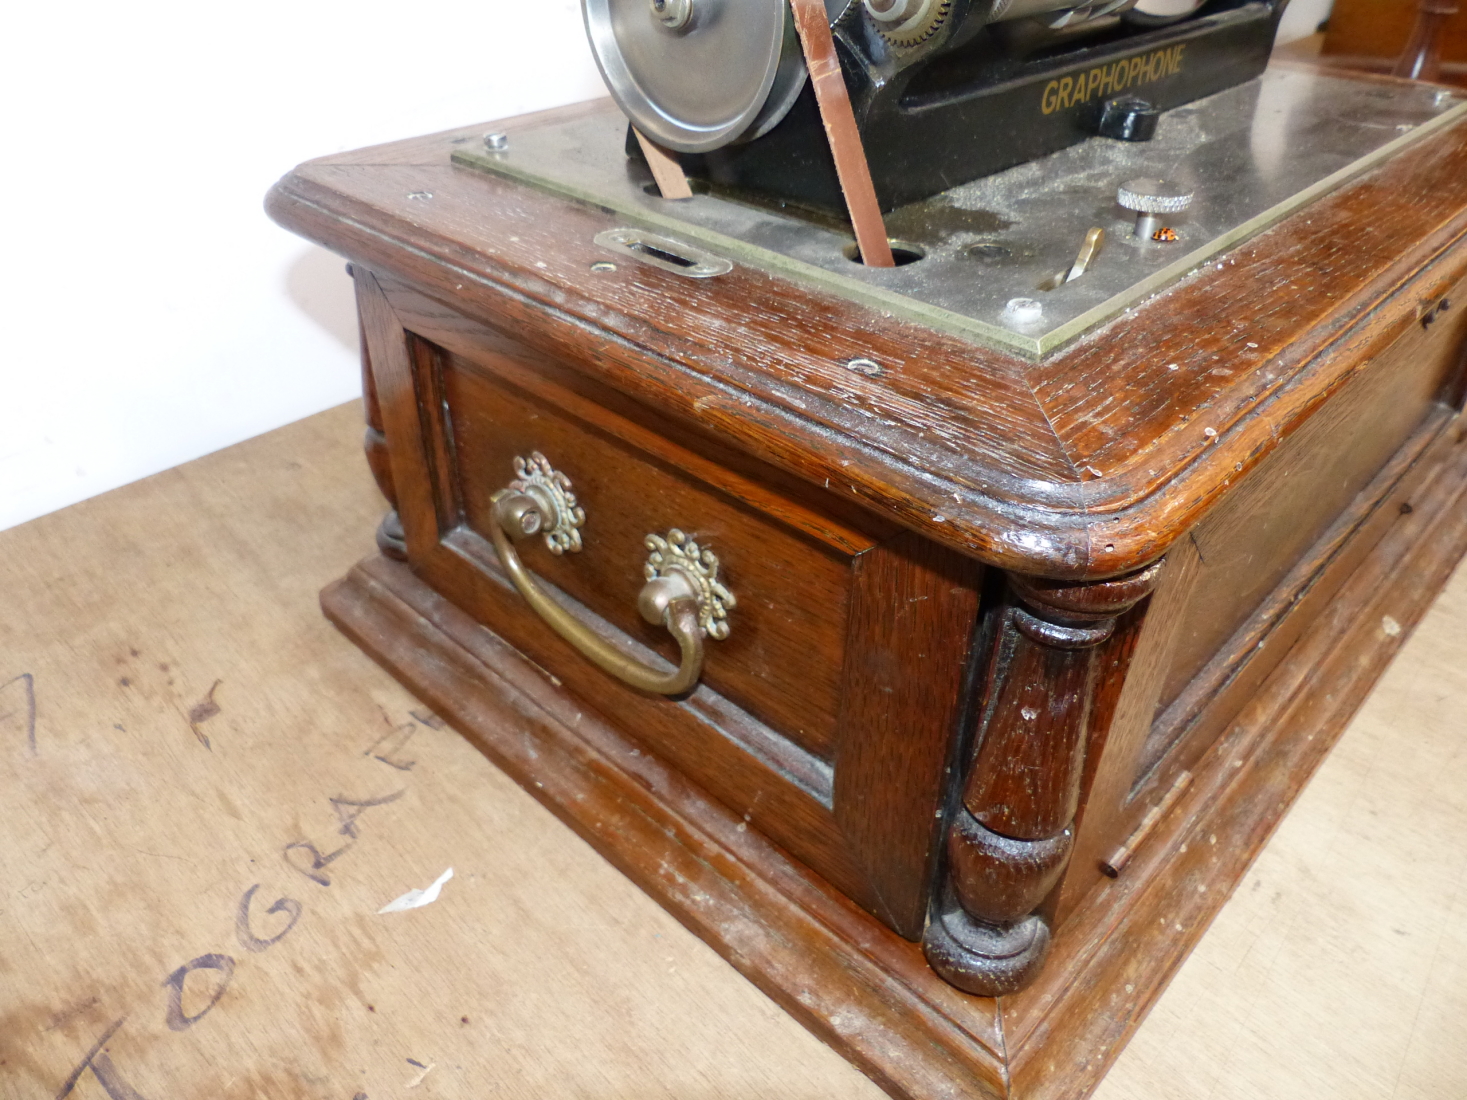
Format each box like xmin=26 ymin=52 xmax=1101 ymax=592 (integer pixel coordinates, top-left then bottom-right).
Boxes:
xmin=0 ymin=403 xmax=1464 ymax=1099
xmin=267 ymin=93 xmax=1467 ymax=579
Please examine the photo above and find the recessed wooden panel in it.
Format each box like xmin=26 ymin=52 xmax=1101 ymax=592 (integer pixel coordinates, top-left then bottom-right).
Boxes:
xmin=358 ymin=269 xmax=990 ymax=927
xmin=1154 ymin=287 xmax=1467 ymax=724
xmin=440 ymin=348 xmax=855 ymax=762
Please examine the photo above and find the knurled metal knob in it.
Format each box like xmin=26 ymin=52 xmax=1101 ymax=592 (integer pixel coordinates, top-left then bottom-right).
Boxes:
xmin=1117 ymin=178 xmax=1194 ymax=239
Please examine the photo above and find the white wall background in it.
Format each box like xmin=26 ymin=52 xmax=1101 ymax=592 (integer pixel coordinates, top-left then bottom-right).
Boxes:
xmin=1 ymin=0 xmax=1329 ymax=533
xmin=1277 ymin=0 xmax=1333 ymax=43
xmin=0 ymin=1 xmax=605 ymax=532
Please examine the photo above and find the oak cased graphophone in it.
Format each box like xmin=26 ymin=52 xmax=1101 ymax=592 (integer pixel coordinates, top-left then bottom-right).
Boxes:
xmin=268 ymin=64 xmax=1467 ymax=1100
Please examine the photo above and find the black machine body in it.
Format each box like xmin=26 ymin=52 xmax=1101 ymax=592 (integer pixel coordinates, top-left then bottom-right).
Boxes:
xmin=639 ymin=0 xmax=1290 ymax=215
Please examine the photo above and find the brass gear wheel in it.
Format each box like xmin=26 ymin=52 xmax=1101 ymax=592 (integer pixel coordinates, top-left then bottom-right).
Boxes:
xmin=871 ymin=0 xmax=954 ymax=49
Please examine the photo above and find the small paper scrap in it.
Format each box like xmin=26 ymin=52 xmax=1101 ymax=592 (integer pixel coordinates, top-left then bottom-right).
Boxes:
xmin=378 ymin=867 xmax=454 ymax=914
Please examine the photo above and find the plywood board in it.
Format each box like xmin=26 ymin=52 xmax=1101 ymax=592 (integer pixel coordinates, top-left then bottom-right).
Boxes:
xmin=0 ymin=401 xmax=1463 ymax=1099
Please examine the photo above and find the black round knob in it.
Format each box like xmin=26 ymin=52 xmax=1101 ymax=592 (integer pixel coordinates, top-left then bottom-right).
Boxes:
xmin=1098 ymin=96 xmax=1160 ymax=142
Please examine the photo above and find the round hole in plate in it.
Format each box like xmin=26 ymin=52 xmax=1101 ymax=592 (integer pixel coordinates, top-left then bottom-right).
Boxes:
xmin=964 ymin=241 xmax=1014 ymax=264
xmin=842 ymin=240 xmax=925 ymax=267
xmin=641 ymin=180 xmax=710 ymax=198
xmin=590 ymin=261 xmax=618 ymax=273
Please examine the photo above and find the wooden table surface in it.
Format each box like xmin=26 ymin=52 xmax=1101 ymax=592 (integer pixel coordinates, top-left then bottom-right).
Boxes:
xmin=1 ymin=401 xmax=1463 ymax=1100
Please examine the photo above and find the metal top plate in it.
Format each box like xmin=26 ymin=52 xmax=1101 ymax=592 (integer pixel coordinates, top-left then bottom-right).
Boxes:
xmin=454 ymin=66 xmax=1467 ymax=359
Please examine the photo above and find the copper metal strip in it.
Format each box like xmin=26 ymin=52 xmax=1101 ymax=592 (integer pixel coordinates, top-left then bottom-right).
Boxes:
xmin=787 ymin=0 xmax=895 ymax=267
xmin=634 ymin=128 xmax=695 ymax=200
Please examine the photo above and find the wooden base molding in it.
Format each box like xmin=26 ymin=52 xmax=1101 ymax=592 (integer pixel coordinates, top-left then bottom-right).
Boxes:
xmin=322 ymin=418 xmax=1467 ymax=1099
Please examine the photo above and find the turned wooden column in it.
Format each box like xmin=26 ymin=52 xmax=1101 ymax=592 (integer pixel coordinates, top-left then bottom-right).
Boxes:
xmin=350 ymin=264 xmax=407 ymax=561
xmin=923 ymin=562 xmax=1162 ymax=996
xmin=1393 ymin=0 xmax=1459 ymax=83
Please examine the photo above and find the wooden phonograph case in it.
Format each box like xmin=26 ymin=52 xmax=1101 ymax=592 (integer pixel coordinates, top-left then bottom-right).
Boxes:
xmin=268 ymin=2 xmax=1467 ymax=1096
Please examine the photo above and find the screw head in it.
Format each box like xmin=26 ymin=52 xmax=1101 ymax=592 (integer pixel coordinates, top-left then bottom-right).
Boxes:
xmin=483 ymin=132 xmax=509 ymax=151
xmin=650 ymin=0 xmax=693 ymax=28
xmin=1003 ymin=298 xmax=1044 ymax=325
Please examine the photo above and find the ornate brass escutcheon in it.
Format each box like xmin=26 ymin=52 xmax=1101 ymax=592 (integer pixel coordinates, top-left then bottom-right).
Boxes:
xmin=500 ymin=452 xmax=586 ymax=554
xmin=489 ymin=452 xmax=734 ymax=694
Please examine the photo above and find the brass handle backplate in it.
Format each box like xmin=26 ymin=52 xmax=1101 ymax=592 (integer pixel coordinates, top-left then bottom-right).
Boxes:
xmin=489 ymin=452 xmax=734 ymax=695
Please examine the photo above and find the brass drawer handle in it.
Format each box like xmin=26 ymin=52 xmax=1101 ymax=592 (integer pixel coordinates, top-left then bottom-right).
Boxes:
xmin=489 ymin=453 xmax=735 ymax=695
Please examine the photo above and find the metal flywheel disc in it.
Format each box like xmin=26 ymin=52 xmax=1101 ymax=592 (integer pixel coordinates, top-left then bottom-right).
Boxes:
xmin=583 ymin=0 xmax=811 ymax=153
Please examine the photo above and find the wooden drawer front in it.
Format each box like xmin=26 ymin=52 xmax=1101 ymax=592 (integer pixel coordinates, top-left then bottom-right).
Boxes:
xmin=361 ymin=274 xmax=985 ymax=935
xmin=442 ymin=354 xmax=851 ymax=761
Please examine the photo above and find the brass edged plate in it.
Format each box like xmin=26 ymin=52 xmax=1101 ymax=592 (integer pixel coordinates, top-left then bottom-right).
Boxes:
xmin=455 ymin=66 xmax=1467 ymax=359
